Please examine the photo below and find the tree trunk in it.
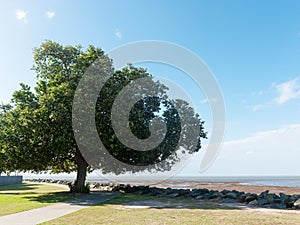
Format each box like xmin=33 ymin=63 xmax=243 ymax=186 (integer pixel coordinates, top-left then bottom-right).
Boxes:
xmin=74 ymin=146 xmax=88 ymax=191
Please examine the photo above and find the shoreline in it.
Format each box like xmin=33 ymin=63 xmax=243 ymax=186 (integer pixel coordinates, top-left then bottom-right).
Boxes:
xmin=24 ymin=179 xmax=300 ymax=195
xmin=154 ymin=181 xmax=300 ymax=195
xmin=24 ymin=178 xmax=300 ymax=211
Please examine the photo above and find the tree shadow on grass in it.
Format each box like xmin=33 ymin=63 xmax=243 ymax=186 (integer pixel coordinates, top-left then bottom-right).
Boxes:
xmin=0 ymin=183 xmax=84 ymax=204
xmin=24 ymin=192 xmax=84 ymax=204
xmin=0 ymin=191 xmax=43 ymax=195
xmin=0 ymin=183 xmax=39 ymax=192
xmin=98 ymin=193 xmax=243 ymax=210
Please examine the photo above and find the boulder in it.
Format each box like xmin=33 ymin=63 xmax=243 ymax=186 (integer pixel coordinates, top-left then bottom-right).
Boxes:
xmin=212 ymin=192 xmax=224 ymax=198
xmin=134 ymin=190 xmax=144 ymax=195
xmin=259 ymin=190 xmax=269 ymax=199
xmin=237 ymin=194 xmax=246 ymax=203
xmin=220 ymin=189 xmax=230 ymax=195
xmin=266 ymin=203 xmax=287 ymax=209
xmin=279 ymin=192 xmax=288 ymax=200
xmin=245 ymin=195 xmax=257 ymax=203
xmin=195 ymin=195 xmax=204 ymax=200
xmin=285 ymin=195 xmax=299 ymax=208
xmin=225 ymin=192 xmax=239 ymax=199
xmin=178 ymin=189 xmax=190 ymax=197
xmin=199 ymin=188 xmax=209 ymax=194
xmin=266 ymin=193 xmax=279 ymax=204
xmin=205 ymin=191 xmax=223 ymax=199
xmin=190 ymin=189 xmax=201 ymax=198
xmin=165 ymin=188 xmax=174 ymax=194
xmin=293 ymin=198 xmax=300 ymax=209
xmin=223 ymin=198 xmax=238 ymax=203
xmin=168 ymin=192 xmax=180 ymax=198
xmin=93 ymin=183 xmax=101 ymax=188
xmin=257 ymin=199 xmax=269 ymax=206
xmin=249 ymin=200 xmax=259 ymax=206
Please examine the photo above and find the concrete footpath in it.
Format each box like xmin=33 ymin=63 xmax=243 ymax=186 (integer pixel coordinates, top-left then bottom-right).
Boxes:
xmin=0 ymin=191 xmax=119 ymax=225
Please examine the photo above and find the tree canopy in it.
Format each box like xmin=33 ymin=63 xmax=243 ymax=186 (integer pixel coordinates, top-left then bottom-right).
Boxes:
xmin=0 ymin=41 xmax=206 ymax=191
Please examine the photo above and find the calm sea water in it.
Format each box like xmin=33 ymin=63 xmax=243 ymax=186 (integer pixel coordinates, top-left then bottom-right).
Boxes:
xmin=24 ymin=174 xmax=300 ymax=187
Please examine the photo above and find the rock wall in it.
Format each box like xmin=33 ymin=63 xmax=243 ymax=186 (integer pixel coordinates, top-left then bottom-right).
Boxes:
xmin=27 ymin=179 xmax=300 ymax=210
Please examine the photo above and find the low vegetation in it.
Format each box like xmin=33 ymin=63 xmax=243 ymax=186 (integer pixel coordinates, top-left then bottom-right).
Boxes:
xmin=42 ymin=194 xmax=300 ymax=225
xmin=0 ymin=182 xmax=82 ymax=216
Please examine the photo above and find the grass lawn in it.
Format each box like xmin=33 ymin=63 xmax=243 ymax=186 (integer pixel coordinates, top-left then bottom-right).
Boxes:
xmin=42 ymin=194 xmax=300 ymax=225
xmin=0 ymin=182 xmax=81 ymax=216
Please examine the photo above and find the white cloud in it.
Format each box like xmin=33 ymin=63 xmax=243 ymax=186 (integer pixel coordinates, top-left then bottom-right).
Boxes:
xmin=250 ymin=104 xmax=265 ymax=111
xmin=200 ymin=97 xmax=218 ymax=104
xmin=46 ymin=10 xmax=55 ymax=19
xmin=251 ymin=104 xmax=264 ymax=111
xmin=275 ymin=78 xmax=300 ymax=104
xmin=115 ymin=29 xmax=122 ymax=39
xmin=248 ymin=78 xmax=300 ymax=111
xmin=16 ymin=9 xmax=28 ymax=23
xmin=248 ymin=103 xmax=271 ymax=112
xmin=179 ymin=124 xmax=300 ymax=176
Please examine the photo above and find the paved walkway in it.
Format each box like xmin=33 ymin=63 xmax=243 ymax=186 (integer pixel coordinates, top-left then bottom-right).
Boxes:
xmin=0 ymin=191 xmax=119 ymax=225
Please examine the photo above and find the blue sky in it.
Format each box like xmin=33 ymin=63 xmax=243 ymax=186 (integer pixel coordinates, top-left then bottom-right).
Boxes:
xmin=1 ymin=1 xmax=300 ymax=176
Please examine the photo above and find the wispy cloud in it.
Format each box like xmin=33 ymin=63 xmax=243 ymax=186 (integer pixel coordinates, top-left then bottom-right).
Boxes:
xmin=179 ymin=124 xmax=300 ymax=176
xmin=200 ymin=97 xmax=218 ymax=104
xmin=248 ymin=78 xmax=300 ymax=111
xmin=274 ymin=78 xmax=300 ymax=104
xmin=16 ymin=9 xmax=28 ymax=23
xmin=250 ymin=104 xmax=266 ymax=111
xmin=251 ymin=90 xmax=265 ymax=96
xmin=115 ymin=29 xmax=122 ymax=39
xmin=46 ymin=10 xmax=55 ymax=19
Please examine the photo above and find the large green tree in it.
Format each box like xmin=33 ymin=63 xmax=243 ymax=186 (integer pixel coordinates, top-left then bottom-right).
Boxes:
xmin=0 ymin=41 xmax=206 ymax=192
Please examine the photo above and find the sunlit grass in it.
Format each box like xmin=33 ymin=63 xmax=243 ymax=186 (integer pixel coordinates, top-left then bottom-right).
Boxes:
xmin=0 ymin=182 xmax=81 ymax=216
xmin=42 ymin=194 xmax=300 ymax=225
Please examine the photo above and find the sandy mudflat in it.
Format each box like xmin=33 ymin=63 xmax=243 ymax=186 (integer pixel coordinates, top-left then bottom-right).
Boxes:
xmin=153 ymin=181 xmax=300 ymax=195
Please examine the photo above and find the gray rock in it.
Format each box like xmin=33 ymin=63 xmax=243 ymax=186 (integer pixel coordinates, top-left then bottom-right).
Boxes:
xmin=279 ymin=192 xmax=288 ymax=200
xmin=221 ymin=189 xmax=230 ymax=194
xmin=290 ymin=195 xmax=299 ymax=202
xmin=168 ymin=193 xmax=180 ymax=198
xmin=237 ymin=194 xmax=246 ymax=203
xmin=245 ymin=195 xmax=256 ymax=203
xmin=249 ymin=200 xmax=259 ymax=206
xmin=259 ymin=190 xmax=269 ymax=199
xmin=266 ymin=203 xmax=287 ymax=209
xmin=199 ymin=188 xmax=209 ymax=194
xmin=190 ymin=189 xmax=200 ymax=198
xmin=212 ymin=192 xmax=224 ymax=198
xmin=134 ymin=190 xmax=144 ymax=195
xmin=205 ymin=191 xmax=222 ymax=199
xmin=223 ymin=198 xmax=238 ymax=203
xmin=195 ymin=195 xmax=204 ymax=200
xmin=155 ymin=193 xmax=168 ymax=197
xmin=93 ymin=183 xmax=100 ymax=188
xmin=293 ymin=199 xmax=300 ymax=209
xmin=226 ymin=192 xmax=239 ymax=199
xmin=165 ymin=188 xmax=174 ymax=194
xmin=266 ymin=193 xmax=279 ymax=204
xmin=257 ymin=199 xmax=269 ymax=206
xmin=178 ymin=189 xmax=190 ymax=196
